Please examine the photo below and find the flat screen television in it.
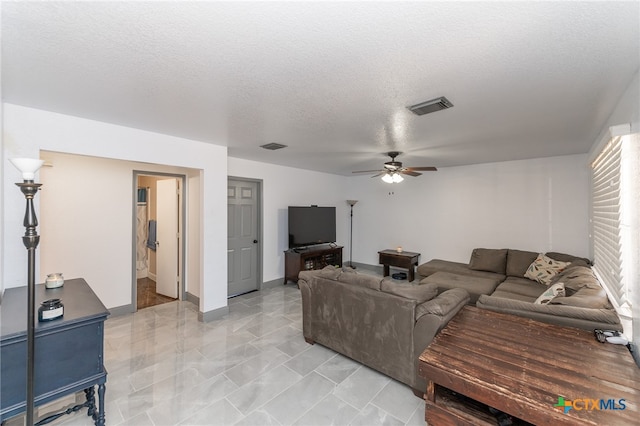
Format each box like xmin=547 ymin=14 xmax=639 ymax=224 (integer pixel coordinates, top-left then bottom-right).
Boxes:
xmin=288 ymin=206 xmax=336 ymax=249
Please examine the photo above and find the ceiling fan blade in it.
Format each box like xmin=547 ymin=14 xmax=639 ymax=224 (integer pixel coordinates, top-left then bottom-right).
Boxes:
xmin=352 ymin=169 xmax=384 ymax=174
xmin=370 ymin=172 xmax=386 ymax=178
xmin=406 ymin=166 xmax=438 ymax=172
xmin=400 ymin=170 xmax=422 ymax=177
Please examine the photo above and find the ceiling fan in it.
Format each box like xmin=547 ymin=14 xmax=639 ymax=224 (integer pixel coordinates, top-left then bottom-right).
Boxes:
xmin=352 ymin=151 xmax=437 ymax=183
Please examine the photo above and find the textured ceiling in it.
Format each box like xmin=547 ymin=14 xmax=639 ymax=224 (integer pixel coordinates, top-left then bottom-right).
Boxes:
xmin=2 ymin=2 xmax=639 ymax=175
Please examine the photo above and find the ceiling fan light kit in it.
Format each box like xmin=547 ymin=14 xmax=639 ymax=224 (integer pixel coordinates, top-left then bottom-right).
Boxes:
xmin=382 ymin=172 xmax=404 ymax=183
xmin=352 ymin=151 xmax=437 ymax=184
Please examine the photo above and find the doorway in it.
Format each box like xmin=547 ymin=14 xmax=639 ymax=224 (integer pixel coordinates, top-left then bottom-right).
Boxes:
xmin=228 ymin=178 xmax=262 ymax=297
xmin=133 ymin=172 xmax=186 ymax=310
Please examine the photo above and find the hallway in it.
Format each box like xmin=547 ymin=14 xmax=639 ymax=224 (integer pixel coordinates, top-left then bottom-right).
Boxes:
xmin=137 ymin=277 xmax=176 ymax=310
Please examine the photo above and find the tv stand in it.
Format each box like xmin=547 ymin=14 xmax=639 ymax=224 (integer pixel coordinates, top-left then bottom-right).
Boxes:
xmin=284 ymin=245 xmax=343 ymax=284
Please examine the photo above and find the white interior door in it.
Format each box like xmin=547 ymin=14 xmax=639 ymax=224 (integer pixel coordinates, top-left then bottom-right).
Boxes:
xmin=156 ymin=178 xmax=179 ymax=298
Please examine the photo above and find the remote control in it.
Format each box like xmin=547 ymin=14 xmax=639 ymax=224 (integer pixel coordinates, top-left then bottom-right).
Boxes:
xmin=606 ymin=335 xmax=629 ymax=345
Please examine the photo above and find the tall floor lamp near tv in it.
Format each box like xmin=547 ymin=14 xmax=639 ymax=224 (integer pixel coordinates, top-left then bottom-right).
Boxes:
xmin=347 ymin=200 xmax=358 ymax=268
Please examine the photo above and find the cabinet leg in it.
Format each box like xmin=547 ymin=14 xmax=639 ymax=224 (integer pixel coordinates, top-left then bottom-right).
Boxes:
xmin=84 ymin=387 xmax=96 ymax=418
xmin=383 ymin=265 xmax=390 ymax=277
xmin=94 ymin=384 xmax=106 ymax=426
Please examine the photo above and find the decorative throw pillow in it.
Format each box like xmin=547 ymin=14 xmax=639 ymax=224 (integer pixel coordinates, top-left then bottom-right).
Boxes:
xmin=534 ymin=282 xmax=565 ymax=305
xmin=525 ymin=253 xmax=570 ymax=285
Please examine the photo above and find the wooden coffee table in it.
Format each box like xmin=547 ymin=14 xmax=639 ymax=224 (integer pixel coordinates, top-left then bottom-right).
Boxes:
xmin=378 ymin=249 xmax=420 ymax=282
xmin=418 ymin=306 xmax=640 ymax=425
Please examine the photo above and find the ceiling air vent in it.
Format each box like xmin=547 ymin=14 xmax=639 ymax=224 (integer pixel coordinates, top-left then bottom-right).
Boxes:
xmin=407 ymin=96 xmax=453 ymax=116
xmin=260 ymin=143 xmax=288 ymax=150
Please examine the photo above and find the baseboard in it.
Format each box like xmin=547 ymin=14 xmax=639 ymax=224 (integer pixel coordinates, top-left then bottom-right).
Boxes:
xmin=148 ymin=272 xmax=157 ymax=281
xmin=107 ymin=303 xmax=135 ymax=317
xmin=346 ymin=262 xmax=383 ymax=274
xmin=198 ymin=305 xmax=229 ymax=322
xmin=261 ymin=277 xmax=283 ymax=290
xmin=185 ymin=292 xmax=199 ymax=306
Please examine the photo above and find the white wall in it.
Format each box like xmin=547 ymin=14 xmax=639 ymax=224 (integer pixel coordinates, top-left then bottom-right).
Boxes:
xmin=0 ymin=4 xmax=4 ymax=299
xmin=347 ymin=154 xmax=590 ymax=266
xmin=3 ymin=104 xmax=227 ymax=314
xmin=37 ymin=151 xmax=198 ymax=309
xmin=228 ymin=157 xmax=349 ymax=282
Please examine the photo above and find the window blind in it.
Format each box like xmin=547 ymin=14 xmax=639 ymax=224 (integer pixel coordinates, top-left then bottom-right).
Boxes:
xmin=591 ymin=136 xmax=626 ymax=306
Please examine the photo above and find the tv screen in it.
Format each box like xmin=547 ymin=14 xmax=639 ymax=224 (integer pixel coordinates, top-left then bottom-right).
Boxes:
xmin=288 ymin=206 xmax=336 ymax=248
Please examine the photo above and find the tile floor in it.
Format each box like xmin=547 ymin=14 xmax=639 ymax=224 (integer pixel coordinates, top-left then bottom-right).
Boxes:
xmin=8 ymin=280 xmax=426 ymax=426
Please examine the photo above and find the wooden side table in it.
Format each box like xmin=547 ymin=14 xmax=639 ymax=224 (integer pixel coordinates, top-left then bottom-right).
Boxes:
xmin=378 ymin=250 xmax=420 ymax=282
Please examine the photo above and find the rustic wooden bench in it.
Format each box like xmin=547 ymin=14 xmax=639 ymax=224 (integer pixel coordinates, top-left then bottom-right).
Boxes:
xmin=418 ymin=306 xmax=639 ymax=425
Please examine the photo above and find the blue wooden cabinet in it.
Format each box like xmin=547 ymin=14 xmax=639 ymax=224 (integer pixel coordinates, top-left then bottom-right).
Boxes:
xmin=0 ymin=278 xmax=109 ymax=425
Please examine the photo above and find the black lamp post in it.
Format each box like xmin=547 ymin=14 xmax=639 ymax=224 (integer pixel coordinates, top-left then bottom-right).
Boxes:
xmin=347 ymin=200 xmax=358 ymax=268
xmin=10 ymin=158 xmax=44 ymax=426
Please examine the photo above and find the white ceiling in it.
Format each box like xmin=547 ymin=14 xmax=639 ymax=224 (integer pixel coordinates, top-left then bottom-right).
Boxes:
xmin=2 ymin=1 xmax=639 ymax=175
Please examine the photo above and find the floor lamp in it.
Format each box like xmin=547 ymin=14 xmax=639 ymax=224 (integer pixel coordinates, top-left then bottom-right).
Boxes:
xmin=10 ymin=158 xmax=45 ymax=426
xmin=347 ymin=200 xmax=358 ymax=268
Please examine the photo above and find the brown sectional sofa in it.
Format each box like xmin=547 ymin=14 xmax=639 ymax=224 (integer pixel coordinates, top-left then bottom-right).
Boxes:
xmin=298 ymin=266 xmax=469 ymax=394
xmin=418 ymin=248 xmax=622 ymax=331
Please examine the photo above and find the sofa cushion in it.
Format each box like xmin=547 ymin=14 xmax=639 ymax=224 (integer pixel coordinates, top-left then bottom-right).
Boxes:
xmin=476 ymin=294 xmax=622 ymax=330
xmin=534 ymin=282 xmax=565 ymax=305
xmin=550 ymin=265 xmax=601 ymax=293
xmin=524 ymin=253 xmax=570 ymax=285
xmin=421 ymin=271 xmax=502 ymax=304
xmin=489 ymin=290 xmax=537 ymax=303
xmin=551 ymin=286 xmax=611 ymax=309
xmin=546 ymin=251 xmax=591 ymax=266
xmin=380 ymin=280 xmax=438 ymax=303
xmin=495 ymin=277 xmax=548 ymax=298
xmin=338 ymin=270 xmax=382 ymax=290
xmin=417 ymin=259 xmax=505 ymax=281
xmin=468 ymin=248 xmax=508 ymax=274
xmin=506 ymin=249 xmax=539 ymax=277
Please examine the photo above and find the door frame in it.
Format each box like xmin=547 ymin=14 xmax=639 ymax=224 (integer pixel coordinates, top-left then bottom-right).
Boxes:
xmin=228 ymin=176 xmax=264 ymax=293
xmin=132 ymin=171 xmax=187 ymax=310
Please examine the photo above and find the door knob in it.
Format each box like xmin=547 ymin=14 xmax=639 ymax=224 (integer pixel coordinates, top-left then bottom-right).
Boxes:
xmin=253 ymin=240 xmax=258 ymax=244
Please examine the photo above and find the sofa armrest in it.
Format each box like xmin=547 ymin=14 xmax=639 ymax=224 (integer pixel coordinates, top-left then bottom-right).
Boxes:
xmin=298 ymin=266 xmax=341 ymax=287
xmin=412 ymin=288 xmax=469 ymax=392
xmin=476 ymin=295 xmax=622 ymax=331
xmin=415 ymin=288 xmax=470 ymax=322
xmin=298 ymin=279 xmax=313 ymax=339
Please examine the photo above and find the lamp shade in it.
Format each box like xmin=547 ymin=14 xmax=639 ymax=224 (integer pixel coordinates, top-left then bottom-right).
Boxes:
xmin=392 ymin=173 xmax=404 ymax=183
xmin=9 ymin=158 xmax=45 ymax=180
xmin=382 ymin=172 xmax=404 ymax=183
